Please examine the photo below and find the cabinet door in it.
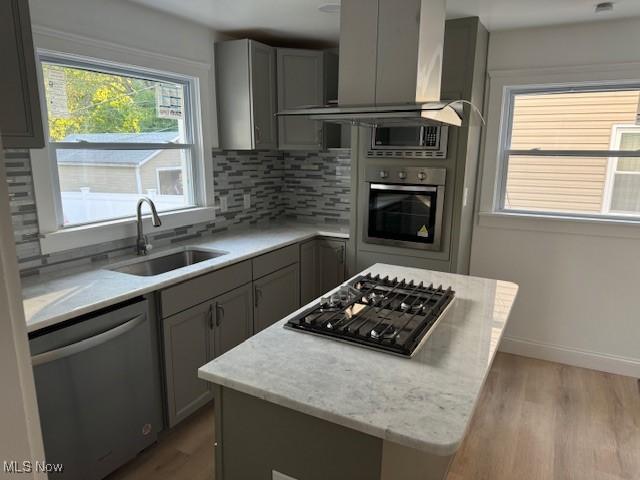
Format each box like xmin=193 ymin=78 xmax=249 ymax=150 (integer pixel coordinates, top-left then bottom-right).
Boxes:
xmin=163 ymin=302 xmax=214 ymax=427
xmin=213 ymin=283 xmax=253 ymax=357
xmin=318 ymin=239 xmax=346 ymax=294
xmin=250 ymin=41 xmax=277 ymax=149
xmin=0 ymin=0 xmax=44 ymax=148
xmin=277 ymin=49 xmax=324 ymax=150
xmin=253 ymin=263 xmax=300 ymax=333
xmin=300 ymin=239 xmax=320 ymax=305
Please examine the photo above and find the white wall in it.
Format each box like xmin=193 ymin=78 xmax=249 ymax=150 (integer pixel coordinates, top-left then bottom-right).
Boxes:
xmin=28 ymin=0 xmax=230 ymax=149
xmin=471 ymin=18 xmax=640 ymax=377
xmin=29 ymin=0 xmax=217 ymax=63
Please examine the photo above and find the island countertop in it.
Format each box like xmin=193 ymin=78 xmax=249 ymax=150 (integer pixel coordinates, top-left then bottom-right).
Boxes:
xmin=198 ymin=263 xmax=518 ymax=456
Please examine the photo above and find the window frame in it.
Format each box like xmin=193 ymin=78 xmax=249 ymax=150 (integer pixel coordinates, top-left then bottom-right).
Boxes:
xmin=41 ymin=53 xmax=199 ymax=227
xmin=603 ymin=124 xmax=640 ymax=215
xmin=496 ymin=83 xmax=640 ymax=221
xmin=30 ymin=37 xmax=216 ymax=255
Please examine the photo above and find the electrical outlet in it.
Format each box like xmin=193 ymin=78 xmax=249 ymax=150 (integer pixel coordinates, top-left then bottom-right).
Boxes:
xmin=243 ymin=193 xmax=251 ymax=210
xmin=220 ymin=195 xmax=228 ymax=213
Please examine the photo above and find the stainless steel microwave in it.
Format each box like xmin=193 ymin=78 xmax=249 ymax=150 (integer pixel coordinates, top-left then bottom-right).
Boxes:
xmin=371 ymin=125 xmax=447 ymax=152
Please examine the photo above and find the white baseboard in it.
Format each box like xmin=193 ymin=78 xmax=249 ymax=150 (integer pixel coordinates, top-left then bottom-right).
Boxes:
xmin=499 ymin=336 xmax=640 ymax=378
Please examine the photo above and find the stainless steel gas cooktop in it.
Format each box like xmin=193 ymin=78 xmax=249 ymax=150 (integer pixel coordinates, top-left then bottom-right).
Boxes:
xmin=285 ymin=273 xmax=455 ymax=357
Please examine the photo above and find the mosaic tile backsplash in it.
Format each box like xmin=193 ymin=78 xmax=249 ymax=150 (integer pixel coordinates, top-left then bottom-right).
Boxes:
xmin=4 ymin=148 xmax=351 ymax=277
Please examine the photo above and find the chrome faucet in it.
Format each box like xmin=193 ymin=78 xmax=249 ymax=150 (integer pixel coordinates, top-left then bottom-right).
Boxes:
xmin=136 ymin=197 xmax=162 ymax=256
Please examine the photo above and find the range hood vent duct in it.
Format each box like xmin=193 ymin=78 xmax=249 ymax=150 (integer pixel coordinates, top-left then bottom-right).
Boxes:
xmin=277 ymin=0 xmax=470 ymax=127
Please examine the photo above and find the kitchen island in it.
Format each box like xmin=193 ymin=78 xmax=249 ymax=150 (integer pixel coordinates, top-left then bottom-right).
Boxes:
xmin=198 ymin=263 xmax=518 ymax=480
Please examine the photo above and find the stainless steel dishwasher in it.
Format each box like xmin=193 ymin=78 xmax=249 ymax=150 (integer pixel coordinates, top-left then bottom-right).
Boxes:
xmin=29 ymin=298 xmax=163 ymax=480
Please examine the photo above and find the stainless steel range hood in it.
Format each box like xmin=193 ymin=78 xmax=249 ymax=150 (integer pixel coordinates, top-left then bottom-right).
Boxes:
xmin=277 ymin=0 xmax=465 ymax=127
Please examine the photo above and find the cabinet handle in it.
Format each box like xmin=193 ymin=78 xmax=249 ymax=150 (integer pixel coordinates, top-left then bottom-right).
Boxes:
xmin=316 ymin=126 xmax=323 ymax=145
xmin=208 ymin=304 xmax=214 ymax=330
xmin=216 ymin=304 xmax=224 ymax=327
xmin=255 ymin=125 xmax=262 ymax=144
xmin=338 ymin=245 xmax=345 ymax=264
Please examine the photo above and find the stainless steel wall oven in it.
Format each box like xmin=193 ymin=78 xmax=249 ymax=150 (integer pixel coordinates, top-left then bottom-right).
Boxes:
xmin=364 ymin=166 xmax=446 ymax=251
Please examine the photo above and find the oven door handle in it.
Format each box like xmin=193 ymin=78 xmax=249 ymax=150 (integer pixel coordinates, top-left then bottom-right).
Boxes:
xmin=370 ymin=183 xmax=438 ymax=193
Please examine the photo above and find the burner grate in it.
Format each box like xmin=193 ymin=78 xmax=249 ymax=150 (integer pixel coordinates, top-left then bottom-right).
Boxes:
xmin=284 ymin=273 xmax=455 ymax=357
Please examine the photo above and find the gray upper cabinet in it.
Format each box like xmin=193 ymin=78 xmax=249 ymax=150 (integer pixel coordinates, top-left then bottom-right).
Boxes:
xmin=0 ymin=0 xmax=44 ymax=148
xmin=276 ymin=48 xmax=343 ymax=150
xmin=253 ymin=263 xmax=300 ymax=333
xmin=163 ymin=301 xmax=214 ymax=427
xmin=213 ymin=283 xmax=253 ymax=357
xmin=277 ymin=49 xmax=324 ymax=150
xmin=215 ymin=39 xmax=277 ymax=150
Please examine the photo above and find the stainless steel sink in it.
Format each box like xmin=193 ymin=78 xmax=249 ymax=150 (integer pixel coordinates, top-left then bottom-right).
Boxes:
xmin=109 ymin=248 xmax=228 ymax=276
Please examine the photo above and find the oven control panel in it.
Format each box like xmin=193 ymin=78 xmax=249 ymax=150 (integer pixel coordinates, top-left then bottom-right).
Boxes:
xmin=368 ymin=166 xmax=446 ymax=186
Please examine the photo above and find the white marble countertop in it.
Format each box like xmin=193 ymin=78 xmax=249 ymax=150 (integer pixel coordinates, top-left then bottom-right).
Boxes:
xmin=22 ymin=223 xmax=348 ymax=333
xmin=198 ymin=263 xmax=518 ymax=456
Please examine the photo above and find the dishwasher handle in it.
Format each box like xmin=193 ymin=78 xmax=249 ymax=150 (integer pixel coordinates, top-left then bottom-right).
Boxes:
xmin=31 ymin=314 xmax=146 ymax=367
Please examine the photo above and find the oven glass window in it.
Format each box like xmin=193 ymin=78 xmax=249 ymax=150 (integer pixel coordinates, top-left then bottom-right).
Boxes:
xmin=368 ymin=185 xmax=438 ymax=244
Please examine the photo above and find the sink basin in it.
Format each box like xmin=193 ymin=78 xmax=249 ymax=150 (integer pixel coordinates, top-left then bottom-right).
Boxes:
xmin=109 ymin=248 xmax=228 ymax=276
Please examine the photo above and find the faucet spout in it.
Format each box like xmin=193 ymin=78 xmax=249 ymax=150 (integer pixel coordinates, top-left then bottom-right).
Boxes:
xmin=136 ymin=197 xmax=162 ymax=256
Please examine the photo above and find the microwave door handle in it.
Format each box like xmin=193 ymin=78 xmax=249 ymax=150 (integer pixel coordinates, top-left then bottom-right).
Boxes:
xmin=370 ymin=183 xmax=438 ymax=193
xmin=419 ymin=126 xmax=425 ymax=146
xmin=31 ymin=314 xmax=146 ymax=367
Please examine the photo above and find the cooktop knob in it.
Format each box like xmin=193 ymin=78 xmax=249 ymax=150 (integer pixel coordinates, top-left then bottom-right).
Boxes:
xmin=379 ymin=170 xmax=389 ymax=179
xmin=417 ymin=171 xmax=426 ymax=181
xmin=398 ymin=171 xmax=407 ymax=180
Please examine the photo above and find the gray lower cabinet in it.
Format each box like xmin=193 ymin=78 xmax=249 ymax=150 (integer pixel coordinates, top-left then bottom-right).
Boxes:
xmin=0 ymin=0 xmax=44 ymax=148
xmin=318 ymin=239 xmax=347 ymax=293
xmin=253 ymin=263 xmax=300 ymax=333
xmin=300 ymin=238 xmax=347 ymax=304
xmin=213 ymin=283 xmax=253 ymax=357
xmin=163 ymin=301 xmax=214 ymax=427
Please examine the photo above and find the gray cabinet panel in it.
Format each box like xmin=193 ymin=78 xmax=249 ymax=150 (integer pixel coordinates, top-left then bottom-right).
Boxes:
xmin=252 ymin=244 xmax=299 ymax=280
xmin=318 ymin=239 xmax=347 ymax=294
xmin=215 ymin=39 xmax=276 ymax=150
xmin=300 ymin=239 xmax=320 ymax=305
xmin=160 ymin=260 xmax=251 ymax=318
xmin=277 ymin=49 xmax=324 ymax=150
xmin=213 ymin=283 xmax=253 ymax=357
xmin=163 ymin=302 xmax=214 ymax=427
xmin=253 ymin=263 xmax=300 ymax=332
xmin=250 ymin=41 xmax=278 ymax=149
xmin=300 ymin=238 xmax=347 ymax=303
xmin=0 ymin=0 xmax=44 ymax=148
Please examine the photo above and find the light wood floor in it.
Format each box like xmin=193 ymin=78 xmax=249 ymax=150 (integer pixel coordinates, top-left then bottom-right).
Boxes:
xmin=107 ymin=353 xmax=640 ymax=480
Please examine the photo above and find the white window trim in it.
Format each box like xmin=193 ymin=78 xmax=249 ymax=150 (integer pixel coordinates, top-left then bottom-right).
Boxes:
xmin=30 ymin=27 xmax=216 ymax=255
xmin=603 ymin=124 xmax=640 ymax=215
xmin=479 ymin=62 xmax=640 ymax=237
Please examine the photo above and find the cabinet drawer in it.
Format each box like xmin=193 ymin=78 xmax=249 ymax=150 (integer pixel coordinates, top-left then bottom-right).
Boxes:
xmin=161 ymin=261 xmax=251 ymax=318
xmin=252 ymin=244 xmax=300 ymax=280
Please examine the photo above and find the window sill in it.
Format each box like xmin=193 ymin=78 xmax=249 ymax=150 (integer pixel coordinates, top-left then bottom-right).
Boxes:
xmin=477 ymin=211 xmax=640 ymax=240
xmin=39 ymin=207 xmax=216 ymax=255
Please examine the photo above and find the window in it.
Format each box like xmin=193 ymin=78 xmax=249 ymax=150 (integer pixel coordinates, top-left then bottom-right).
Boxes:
xmin=41 ymin=55 xmax=198 ymax=226
xmin=498 ymin=85 xmax=640 ymax=219
xmin=157 ymin=168 xmax=184 ymax=195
